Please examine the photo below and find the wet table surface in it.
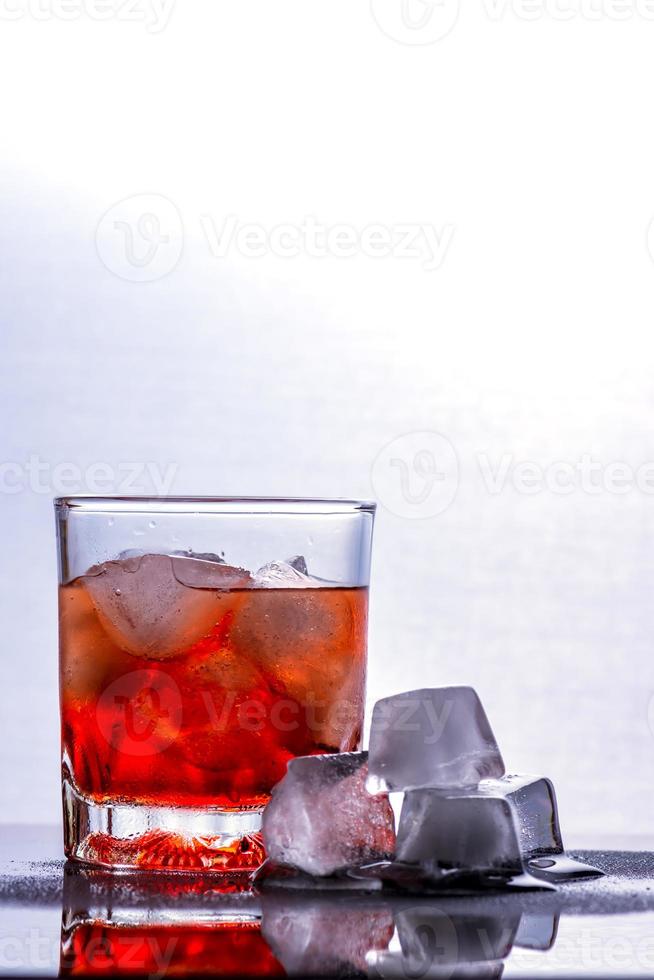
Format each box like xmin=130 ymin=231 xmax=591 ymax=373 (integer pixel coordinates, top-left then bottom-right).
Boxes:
xmin=3 ymin=825 xmax=654 ymax=977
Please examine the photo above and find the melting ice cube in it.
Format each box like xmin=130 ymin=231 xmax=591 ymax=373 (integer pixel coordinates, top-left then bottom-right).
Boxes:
xmin=367 ymin=687 xmax=505 ymax=793
xmin=475 ymin=775 xmax=563 ymax=857
xmin=395 ymin=790 xmax=526 ymax=882
xmin=477 ymin=775 xmax=603 ymax=882
xmin=394 ymin=776 xmax=602 ymax=885
xmin=261 ymin=752 xmax=396 ymax=877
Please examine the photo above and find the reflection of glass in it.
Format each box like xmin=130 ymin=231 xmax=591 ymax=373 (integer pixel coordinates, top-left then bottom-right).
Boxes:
xmin=55 ymin=497 xmax=375 ymax=872
xmin=59 ymin=867 xmax=282 ymax=977
xmin=61 ymin=921 xmax=283 ymax=977
xmin=58 ymin=865 xmax=559 ymax=978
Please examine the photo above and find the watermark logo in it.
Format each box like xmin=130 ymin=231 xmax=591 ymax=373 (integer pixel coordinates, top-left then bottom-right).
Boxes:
xmin=372 ymin=434 xmax=654 ymax=520
xmin=371 ymin=0 xmax=460 ymax=44
xmin=96 ymin=193 xmax=183 ymax=282
xmin=371 ymin=693 xmax=454 ymax=745
xmin=97 ymin=669 xmax=182 ymax=757
xmin=95 ymin=204 xmax=455 ymax=275
xmin=201 ymin=215 xmax=454 ymax=271
xmin=483 ymin=0 xmax=654 ymax=22
xmin=371 ymin=0 xmax=654 ymax=43
xmin=368 ymin=906 xmax=459 ymax=977
xmin=0 ymin=456 xmax=177 ymax=495
xmin=0 ymin=0 xmax=176 ymax=32
xmin=370 ymin=0 xmax=460 ymax=45
xmin=371 ymin=431 xmax=459 ymax=519
xmin=478 ymin=453 xmax=654 ymax=496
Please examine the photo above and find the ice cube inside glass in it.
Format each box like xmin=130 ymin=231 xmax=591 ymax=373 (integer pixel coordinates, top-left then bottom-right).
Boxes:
xmin=56 ymin=497 xmax=375 ymax=872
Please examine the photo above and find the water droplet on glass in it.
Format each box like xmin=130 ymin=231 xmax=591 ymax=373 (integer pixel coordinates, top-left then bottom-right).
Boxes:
xmin=148 ymin=520 xmax=156 ymax=529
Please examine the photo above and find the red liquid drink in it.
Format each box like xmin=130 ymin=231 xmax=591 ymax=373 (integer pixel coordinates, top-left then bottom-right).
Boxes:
xmin=59 ymin=553 xmax=368 ymax=870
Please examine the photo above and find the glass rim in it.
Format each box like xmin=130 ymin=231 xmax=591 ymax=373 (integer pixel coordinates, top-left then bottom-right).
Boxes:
xmin=54 ymin=495 xmax=377 ymax=516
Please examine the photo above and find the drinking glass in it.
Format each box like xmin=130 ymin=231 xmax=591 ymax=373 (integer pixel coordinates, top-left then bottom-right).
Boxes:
xmin=55 ymin=497 xmax=375 ymax=871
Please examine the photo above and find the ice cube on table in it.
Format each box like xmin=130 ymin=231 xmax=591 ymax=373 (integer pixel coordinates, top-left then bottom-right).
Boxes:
xmin=394 ymin=776 xmax=602 ymax=885
xmin=474 ymin=775 xmax=562 ymax=857
xmin=477 ymin=775 xmax=603 ymax=881
xmin=396 ymin=790 xmax=525 ymax=881
xmin=83 ymin=553 xmax=237 ymax=659
xmin=367 ymin=687 xmax=505 ymax=793
xmin=261 ymin=752 xmax=396 ymax=877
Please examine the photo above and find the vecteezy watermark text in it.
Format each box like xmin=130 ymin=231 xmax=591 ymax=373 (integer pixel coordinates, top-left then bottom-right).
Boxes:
xmin=0 ymin=0 xmax=175 ymax=32
xmin=200 ymin=215 xmax=455 ymax=271
xmin=96 ymin=670 xmax=364 ymax=757
xmin=482 ymin=0 xmax=654 ymax=21
xmin=371 ymin=0 xmax=654 ymax=47
xmin=372 ymin=431 xmax=654 ymax=520
xmin=0 ymin=927 xmax=177 ymax=978
xmin=0 ymin=456 xmax=178 ymax=495
xmin=94 ymin=194 xmax=455 ymax=282
xmin=478 ymin=453 xmax=654 ymax=495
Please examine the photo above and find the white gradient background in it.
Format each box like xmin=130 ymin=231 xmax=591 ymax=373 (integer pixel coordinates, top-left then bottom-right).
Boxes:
xmin=2 ymin=0 xmax=654 ymax=839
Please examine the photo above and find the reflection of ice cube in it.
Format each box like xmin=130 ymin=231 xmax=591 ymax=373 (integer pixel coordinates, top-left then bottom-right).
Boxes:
xmin=368 ymin=952 xmax=505 ymax=979
xmin=253 ymin=557 xmax=317 ymax=588
xmin=396 ymin=909 xmax=519 ymax=966
xmin=514 ymin=913 xmax=559 ymax=951
xmin=261 ymin=752 xmax=396 ymax=877
xmin=83 ymin=554 xmax=227 ymax=659
xmin=371 ymin=908 xmax=520 ymax=979
xmin=261 ymin=893 xmax=393 ymax=976
xmin=368 ymin=688 xmax=505 ymax=793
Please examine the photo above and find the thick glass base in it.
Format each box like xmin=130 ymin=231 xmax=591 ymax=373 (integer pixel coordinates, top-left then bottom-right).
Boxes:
xmin=63 ymin=779 xmax=265 ymax=872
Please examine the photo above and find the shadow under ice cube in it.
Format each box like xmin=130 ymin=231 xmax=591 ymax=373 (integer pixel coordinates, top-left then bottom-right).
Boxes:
xmin=367 ymin=687 xmax=505 ymax=793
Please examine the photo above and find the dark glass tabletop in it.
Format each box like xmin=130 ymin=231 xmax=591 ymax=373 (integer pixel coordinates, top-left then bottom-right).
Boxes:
xmin=3 ymin=825 xmax=654 ymax=977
